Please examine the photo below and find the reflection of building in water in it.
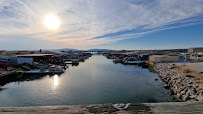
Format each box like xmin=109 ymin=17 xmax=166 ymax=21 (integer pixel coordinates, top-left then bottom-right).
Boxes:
xmin=52 ymin=75 xmax=59 ymax=89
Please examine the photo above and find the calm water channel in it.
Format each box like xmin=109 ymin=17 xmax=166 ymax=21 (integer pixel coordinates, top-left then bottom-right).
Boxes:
xmin=0 ymin=55 xmax=173 ymax=107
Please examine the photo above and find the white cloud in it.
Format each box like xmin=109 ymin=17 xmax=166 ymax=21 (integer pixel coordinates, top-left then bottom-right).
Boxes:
xmin=0 ymin=0 xmax=203 ymax=49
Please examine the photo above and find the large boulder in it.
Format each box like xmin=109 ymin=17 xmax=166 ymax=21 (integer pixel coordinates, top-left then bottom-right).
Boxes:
xmin=173 ymin=95 xmax=182 ymax=102
xmin=181 ymin=94 xmax=190 ymax=101
xmin=195 ymin=95 xmax=203 ymax=101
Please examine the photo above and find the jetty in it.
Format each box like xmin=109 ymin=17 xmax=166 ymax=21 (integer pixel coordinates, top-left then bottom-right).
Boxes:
xmin=154 ymin=63 xmax=203 ymax=102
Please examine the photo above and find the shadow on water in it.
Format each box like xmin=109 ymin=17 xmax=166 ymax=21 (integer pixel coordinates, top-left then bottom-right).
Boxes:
xmin=138 ymin=64 xmax=149 ymax=69
xmin=18 ymin=74 xmax=48 ymax=81
xmin=0 ymin=72 xmax=64 ymax=87
xmin=0 ymin=88 xmax=6 ymax=93
xmin=17 ymin=72 xmax=65 ymax=82
xmin=0 ymin=71 xmax=68 ymax=93
xmin=145 ymin=97 xmax=158 ymax=103
xmin=0 ymin=73 xmax=19 ymax=86
xmin=118 ymin=62 xmax=152 ymax=70
xmin=72 ymin=64 xmax=79 ymax=66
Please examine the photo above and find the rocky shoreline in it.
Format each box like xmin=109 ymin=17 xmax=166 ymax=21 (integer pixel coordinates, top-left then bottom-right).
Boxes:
xmin=153 ymin=63 xmax=203 ymax=102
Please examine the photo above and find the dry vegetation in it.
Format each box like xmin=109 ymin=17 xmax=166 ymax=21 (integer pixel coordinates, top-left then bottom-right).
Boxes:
xmin=170 ymin=65 xmax=184 ymax=70
xmin=171 ymin=65 xmax=203 ymax=84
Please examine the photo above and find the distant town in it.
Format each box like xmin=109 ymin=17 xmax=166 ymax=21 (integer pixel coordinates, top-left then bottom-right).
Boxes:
xmin=0 ymin=47 xmax=203 ymax=79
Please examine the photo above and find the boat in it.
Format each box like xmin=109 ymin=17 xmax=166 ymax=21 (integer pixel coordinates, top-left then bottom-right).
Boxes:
xmin=49 ymin=65 xmax=64 ymax=73
xmin=71 ymin=59 xmax=79 ymax=65
xmin=24 ymin=65 xmax=64 ymax=74
xmin=113 ymin=59 xmax=119 ymax=63
xmin=65 ymin=61 xmax=72 ymax=64
xmin=123 ymin=60 xmax=145 ymax=64
xmin=79 ymin=57 xmax=85 ymax=62
xmin=24 ymin=69 xmax=50 ymax=74
xmin=64 ymin=59 xmax=79 ymax=65
xmin=113 ymin=58 xmax=124 ymax=63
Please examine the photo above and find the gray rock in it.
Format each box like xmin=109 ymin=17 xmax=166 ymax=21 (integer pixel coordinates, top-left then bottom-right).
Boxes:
xmin=181 ymin=94 xmax=190 ymax=101
xmin=196 ymin=95 xmax=203 ymax=101
xmin=173 ymin=95 xmax=182 ymax=102
xmin=189 ymin=95 xmax=197 ymax=99
xmin=164 ymin=84 xmax=170 ymax=89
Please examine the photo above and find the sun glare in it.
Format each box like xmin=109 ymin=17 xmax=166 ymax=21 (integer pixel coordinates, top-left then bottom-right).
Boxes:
xmin=52 ymin=75 xmax=59 ymax=89
xmin=44 ymin=14 xmax=60 ymax=30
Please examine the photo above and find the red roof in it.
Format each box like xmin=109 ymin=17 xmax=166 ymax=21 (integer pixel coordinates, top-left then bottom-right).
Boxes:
xmin=0 ymin=51 xmax=5 ymax=53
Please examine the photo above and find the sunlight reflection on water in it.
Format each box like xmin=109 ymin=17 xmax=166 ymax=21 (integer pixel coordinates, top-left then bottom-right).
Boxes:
xmin=52 ymin=75 xmax=59 ymax=89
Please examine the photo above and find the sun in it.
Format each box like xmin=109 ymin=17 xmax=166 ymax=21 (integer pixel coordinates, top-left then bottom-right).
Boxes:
xmin=44 ymin=14 xmax=60 ymax=30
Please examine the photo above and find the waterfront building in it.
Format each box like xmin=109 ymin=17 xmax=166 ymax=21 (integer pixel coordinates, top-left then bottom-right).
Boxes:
xmin=149 ymin=55 xmax=180 ymax=63
xmin=188 ymin=47 xmax=203 ymax=54
xmin=0 ymin=50 xmax=6 ymax=55
xmin=16 ymin=54 xmax=53 ymax=65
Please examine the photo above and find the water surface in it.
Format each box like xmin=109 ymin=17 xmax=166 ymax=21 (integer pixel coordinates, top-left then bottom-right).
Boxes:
xmin=0 ymin=55 xmax=173 ymax=107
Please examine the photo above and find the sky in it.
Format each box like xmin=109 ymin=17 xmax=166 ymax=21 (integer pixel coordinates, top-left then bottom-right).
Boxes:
xmin=0 ymin=0 xmax=203 ymax=50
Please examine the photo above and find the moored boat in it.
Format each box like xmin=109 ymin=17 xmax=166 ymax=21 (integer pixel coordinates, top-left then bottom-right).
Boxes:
xmin=24 ymin=65 xmax=64 ymax=74
xmin=123 ymin=60 xmax=145 ymax=64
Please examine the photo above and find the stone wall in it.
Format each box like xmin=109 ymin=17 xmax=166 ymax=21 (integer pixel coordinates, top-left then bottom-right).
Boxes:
xmin=154 ymin=63 xmax=203 ymax=102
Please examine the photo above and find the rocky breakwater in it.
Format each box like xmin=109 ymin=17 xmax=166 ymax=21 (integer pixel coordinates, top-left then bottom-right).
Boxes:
xmin=154 ymin=63 xmax=203 ymax=102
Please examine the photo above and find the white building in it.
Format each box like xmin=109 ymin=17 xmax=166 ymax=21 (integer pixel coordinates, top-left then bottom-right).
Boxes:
xmin=149 ymin=55 xmax=180 ymax=63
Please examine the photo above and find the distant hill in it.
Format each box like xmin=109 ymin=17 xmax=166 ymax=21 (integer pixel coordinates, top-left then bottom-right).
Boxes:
xmin=53 ymin=48 xmax=113 ymax=52
xmin=53 ymin=48 xmax=81 ymax=51
xmin=6 ymin=48 xmax=186 ymax=52
xmin=25 ymin=48 xmax=113 ymax=52
xmin=87 ymin=49 xmax=114 ymax=51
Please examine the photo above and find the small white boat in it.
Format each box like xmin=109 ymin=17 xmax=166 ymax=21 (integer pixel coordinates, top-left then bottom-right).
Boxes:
xmin=71 ymin=59 xmax=79 ymax=64
xmin=65 ymin=61 xmax=72 ymax=64
xmin=24 ymin=66 xmax=64 ymax=74
xmin=124 ymin=60 xmax=145 ymax=64
xmin=49 ymin=65 xmax=64 ymax=73
xmin=65 ymin=59 xmax=79 ymax=65
xmin=24 ymin=69 xmax=49 ymax=74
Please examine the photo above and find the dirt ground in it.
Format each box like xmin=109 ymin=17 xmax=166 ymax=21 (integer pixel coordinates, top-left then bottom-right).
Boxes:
xmin=173 ymin=62 xmax=203 ymax=84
